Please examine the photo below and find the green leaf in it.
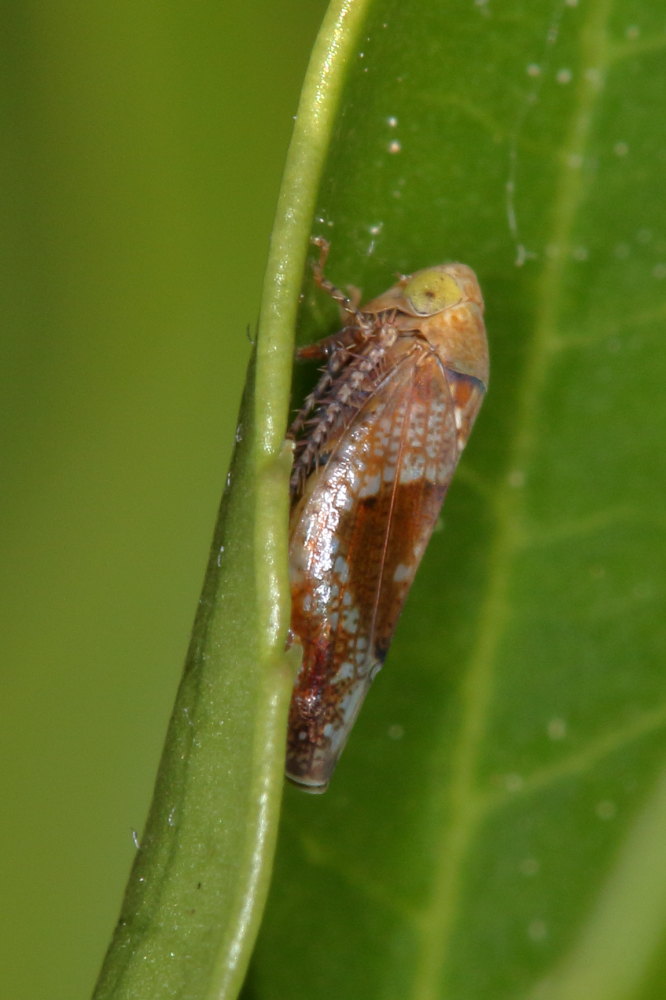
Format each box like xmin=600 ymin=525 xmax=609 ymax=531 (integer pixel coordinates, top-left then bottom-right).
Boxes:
xmin=243 ymin=1 xmax=666 ymax=998
xmin=93 ymin=352 xmax=296 ymax=1000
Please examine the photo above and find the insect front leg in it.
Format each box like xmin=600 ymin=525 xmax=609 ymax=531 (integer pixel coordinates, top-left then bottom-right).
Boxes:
xmin=311 ymin=236 xmax=368 ymax=328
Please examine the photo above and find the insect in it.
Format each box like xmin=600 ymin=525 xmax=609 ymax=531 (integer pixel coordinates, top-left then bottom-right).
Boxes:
xmin=286 ymin=238 xmax=489 ymax=792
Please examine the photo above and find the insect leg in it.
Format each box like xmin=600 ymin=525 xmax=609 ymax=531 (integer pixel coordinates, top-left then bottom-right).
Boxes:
xmin=311 ymin=236 xmax=368 ymax=327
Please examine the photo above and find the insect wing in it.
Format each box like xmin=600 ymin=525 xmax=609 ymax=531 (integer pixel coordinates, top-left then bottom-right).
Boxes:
xmin=444 ymin=367 xmax=487 ymax=452
xmin=287 ymin=344 xmax=463 ymax=791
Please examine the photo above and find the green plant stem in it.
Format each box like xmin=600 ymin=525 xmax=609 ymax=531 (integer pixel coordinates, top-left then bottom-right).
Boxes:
xmin=93 ymin=2 xmax=371 ymax=998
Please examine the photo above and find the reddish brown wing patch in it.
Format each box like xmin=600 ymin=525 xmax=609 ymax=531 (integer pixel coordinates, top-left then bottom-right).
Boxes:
xmin=287 ymin=343 xmax=460 ymax=790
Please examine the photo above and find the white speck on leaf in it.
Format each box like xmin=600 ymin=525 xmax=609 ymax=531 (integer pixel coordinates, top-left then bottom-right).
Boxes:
xmin=528 ymin=920 xmax=548 ymax=942
xmin=547 ymin=717 xmax=567 ymax=740
xmin=505 ymin=773 xmax=524 ymax=793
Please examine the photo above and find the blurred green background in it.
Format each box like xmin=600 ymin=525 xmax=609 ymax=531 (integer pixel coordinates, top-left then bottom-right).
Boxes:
xmin=0 ymin=4 xmax=327 ymax=998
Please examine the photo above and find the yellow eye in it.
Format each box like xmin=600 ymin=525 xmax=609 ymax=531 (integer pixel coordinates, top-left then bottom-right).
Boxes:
xmin=404 ymin=269 xmax=462 ymax=315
